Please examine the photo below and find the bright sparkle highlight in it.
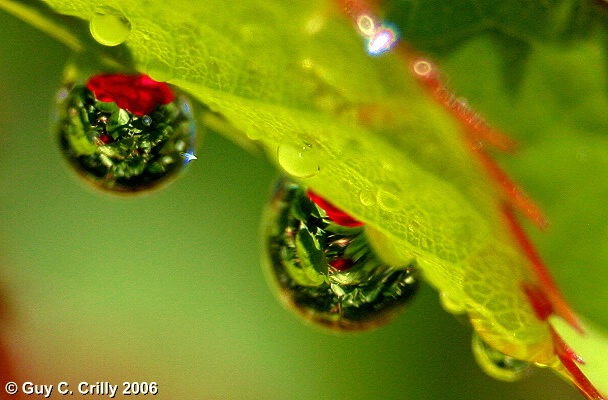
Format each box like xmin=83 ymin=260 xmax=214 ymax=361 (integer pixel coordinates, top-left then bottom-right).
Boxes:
xmin=181 ymin=152 xmax=197 ymax=162
xmin=366 ymin=27 xmax=398 ymax=55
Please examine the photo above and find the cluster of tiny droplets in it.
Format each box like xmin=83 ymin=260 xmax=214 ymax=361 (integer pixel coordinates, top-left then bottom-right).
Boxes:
xmin=355 ymin=14 xmax=398 ymax=56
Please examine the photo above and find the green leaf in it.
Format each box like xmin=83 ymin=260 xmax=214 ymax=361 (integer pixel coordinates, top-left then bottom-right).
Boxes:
xmin=385 ymin=2 xmax=608 ymax=395
xmin=385 ymin=0 xmax=596 ymax=49
xmin=405 ymin=4 xmax=608 ymax=331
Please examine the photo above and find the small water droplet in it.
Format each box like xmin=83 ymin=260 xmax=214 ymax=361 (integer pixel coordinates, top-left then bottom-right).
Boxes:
xmin=55 ymin=72 xmax=197 ymax=193
xmin=412 ymin=59 xmax=434 ymax=77
xmin=89 ymin=10 xmax=131 ymax=47
xmin=356 ymin=15 xmax=376 ymax=36
xmin=264 ymin=177 xmax=420 ymax=330
xmin=471 ymin=334 xmax=532 ymax=382
xmin=146 ymin=59 xmax=173 ymax=82
xmin=276 ymin=143 xmax=321 ymax=178
xmin=377 ymin=189 xmax=399 ymax=211
xmin=359 ymin=189 xmax=376 ymax=206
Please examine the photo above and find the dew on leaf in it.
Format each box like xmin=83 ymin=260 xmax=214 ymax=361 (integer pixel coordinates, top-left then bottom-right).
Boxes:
xmin=359 ymin=189 xmax=376 ymax=206
xmin=356 ymin=15 xmax=376 ymax=36
xmin=146 ymin=58 xmax=174 ymax=82
xmin=471 ymin=333 xmax=532 ymax=382
xmin=263 ymin=177 xmax=420 ymax=330
xmin=56 ymin=72 xmax=197 ymax=193
xmin=276 ymin=143 xmax=321 ymax=178
xmin=89 ymin=11 xmax=132 ymax=47
xmin=377 ymin=188 xmax=400 ymax=211
xmin=412 ymin=59 xmax=435 ymax=77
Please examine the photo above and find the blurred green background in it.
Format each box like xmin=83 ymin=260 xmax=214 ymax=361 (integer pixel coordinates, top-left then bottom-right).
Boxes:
xmin=0 ymin=10 xmax=581 ymax=400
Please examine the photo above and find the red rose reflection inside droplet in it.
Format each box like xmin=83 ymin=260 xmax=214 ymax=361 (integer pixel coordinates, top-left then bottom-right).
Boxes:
xmin=306 ymin=190 xmax=363 ymax=227
xmin=86 ymin=73 xmax=175 ymax=116
xmin=329 ymin=258 xmax=354 ymax=271
xmin=98 ymin=134 xmax=113 ymax=144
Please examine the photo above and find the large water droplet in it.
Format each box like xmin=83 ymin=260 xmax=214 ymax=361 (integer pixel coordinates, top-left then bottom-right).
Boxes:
xmin=89 ymin=11 xmax=132 ymax=47
xmin=55 ymin=72 xmax=197 ymax=193
xmin=263 ymin=177 xmax=420 ymax=330
xmin=471 ymin=334 xmax=532 ymax=382
xmin=276 ymin=143 xmax=321 ymax=178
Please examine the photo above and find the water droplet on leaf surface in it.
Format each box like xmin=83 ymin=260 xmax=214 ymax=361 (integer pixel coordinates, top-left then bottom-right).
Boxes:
xmin=146 ymin=59 xmax=174 ymax=83
xmin=89 ymin=11 xmax=132 ymax=46
xmin=412 ymin=59 xmax=435 ymax=77
xmin=56 ymin=72 xmax=197 ymax=193
xmin=276 ymin=143 xmax=321 ymax=178
xmin=377 ymin=188 xmax=399 ymax=211
xmin=356 ymin=15 xmax=376 ymax=36
xmin=359 ymin=189 xmax=376 ymax=206
xmin=263 ymin=177 xmax=420 ymax=330
xmin=471 ymin=334 xmax=532 ymax=382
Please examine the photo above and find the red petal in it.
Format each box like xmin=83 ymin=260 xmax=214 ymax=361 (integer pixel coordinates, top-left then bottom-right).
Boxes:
xmin=138 ymin=74 xmax=174 ymax=105
xmin=329 ymin=258 xmax=354 ymax=271
xmin=307 ymin=190 xmax=364 ymax=227
xmin=86 ymin=73 xmax=175 ymax=116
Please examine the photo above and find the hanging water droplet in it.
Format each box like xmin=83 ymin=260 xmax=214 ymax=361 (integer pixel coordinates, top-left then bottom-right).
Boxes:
xmin=89 ymin=10 xmax=132 ymax=47
xmin=276 ymin=143 xmax=321 ymax=178
xmin=263 ymin=177 xmax=420 ymax=330
xmin=359 ymin=189 xmax=376 ymax=206
xmin=471 ymin=334 xmax=532 ymax=382
xmin=55 ymin=72 xmax=197 ymax=193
